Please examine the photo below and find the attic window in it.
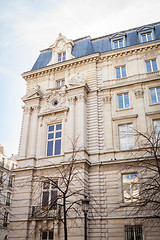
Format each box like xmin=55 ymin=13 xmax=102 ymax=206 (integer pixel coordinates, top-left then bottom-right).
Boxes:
xmin=58 ymin=52 xmax=66 ymax=62
xmin=113 ymin=39 xmax=123 ymax=49
xmin=141 ymin=32 xmax=152 ymax=42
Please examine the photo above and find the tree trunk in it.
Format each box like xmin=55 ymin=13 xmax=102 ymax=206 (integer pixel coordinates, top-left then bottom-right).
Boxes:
xmin=63 ymin=195 xmax=67 ymax=240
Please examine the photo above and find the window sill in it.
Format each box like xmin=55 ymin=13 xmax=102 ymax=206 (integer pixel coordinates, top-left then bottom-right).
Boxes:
xmin=116 ymin=107 xmax=133 ymax=112
xmin=149 ymin=102 xmax=160 ymax=106
xmin=120 ymin=201 xmax=140 ymax=207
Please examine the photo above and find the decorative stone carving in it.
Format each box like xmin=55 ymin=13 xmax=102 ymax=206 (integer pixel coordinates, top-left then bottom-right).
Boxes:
xmin=102 ymin=95 xmax=112 ymax=104
xmin=22 ymin=84 xmax=43 ymax=102
xmin=67 ymin=72 xmax=86 ymax=87
xmin=134 ymin=89 xmax=144 ymax=98
xmin=48 ymin=33 xmax=74 ymax=65
xmin=42 ymin=86 xmax=68 ymax=113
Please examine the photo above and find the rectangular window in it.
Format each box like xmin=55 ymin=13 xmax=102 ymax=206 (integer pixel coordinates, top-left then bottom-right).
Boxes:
xmin=119 ymin=124 xmax=134 ymax=150
xmin=146 ymin=60 xmax=158 ymax=73
xmin=116 ymin=66 xmax=126 ymax=79
xmin=47 ymin=124 xmax=62 ymax=156
xmin=113 ymin=39 xmax=123 ymax=49
xmin=123 ymin=174 xmax=139 ymax=203
xmin=3 ymin=211 xmax=8 ymax=227
xmin=141 ymin=32 xmax=152 ymax=42
xmin=125 ymin=225 xmax=143 ymax=240
xmin=8 ymin=176 xmax=13 ymax=188
xmin=58 ymin=52 xmax=66 ymax=62
xmin=118 ymin=93 xmax=130 ymax=109
xmin=42 ymin=181 xmax=57 ymax=210
xmin=56 ymin=79 xmax=65 ymax=88
xmin=150 ymin=87 xmax=160 ymax=104
xmin=6 ymin=192 xmax=11 ymax=206
xmin=154 ymin=120 xmax=160 ymax=139
xmin=42 ymin=231 xmax=54 ymax=240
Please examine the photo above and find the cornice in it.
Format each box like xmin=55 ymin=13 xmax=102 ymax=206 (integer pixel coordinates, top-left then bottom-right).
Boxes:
xmin=22 ymin=40 xmax=160 ymax=81
xmin=22 ymin=53 xmax=100 ymax=81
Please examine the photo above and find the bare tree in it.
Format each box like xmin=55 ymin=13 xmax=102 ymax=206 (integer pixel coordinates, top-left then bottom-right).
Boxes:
xmin=30 ymin=138 xmax=88 ymax=240
xmin=116 ymin=128 xmax=160 ymax=223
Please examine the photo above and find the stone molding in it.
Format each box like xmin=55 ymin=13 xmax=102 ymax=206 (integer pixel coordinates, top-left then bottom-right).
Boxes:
xmin=134 ymin=89 xmax=144 ymax=98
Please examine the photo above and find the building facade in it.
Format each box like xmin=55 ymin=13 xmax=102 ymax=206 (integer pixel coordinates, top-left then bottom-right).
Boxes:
xmin=0 ymin=145 xmax=17 ymax=240
xmin=9 ymin=22 xmax=160 ymax=240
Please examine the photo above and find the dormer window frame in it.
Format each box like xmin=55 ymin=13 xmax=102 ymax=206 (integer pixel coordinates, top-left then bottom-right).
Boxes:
xmin=110 ymin=34 xmax=126 ymax=50
xmin=137 ymin=26 xmax=155 ymax=43
xmin=58 ymin=52 xmax=66 ymax=63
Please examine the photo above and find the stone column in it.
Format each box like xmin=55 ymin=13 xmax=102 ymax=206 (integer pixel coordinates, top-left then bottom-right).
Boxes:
xmin=134 ymin=88 xmax=146 ymax=132
xmin=28 ymin=105 xmax=40 ymax=157
xmin=102 ymin=94 xmax=113 ymax=151
xmin=76 ymin=93 xmax=87 ymax=150
xmin=18 ymin=106 xmax=31 ymax=158
xmin=66 ymin=96 xmax=76 ymax=151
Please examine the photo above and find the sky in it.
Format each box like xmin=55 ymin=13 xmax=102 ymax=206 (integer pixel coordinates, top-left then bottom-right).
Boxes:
xmin=0 ymin=0 xmax=160 ymax=156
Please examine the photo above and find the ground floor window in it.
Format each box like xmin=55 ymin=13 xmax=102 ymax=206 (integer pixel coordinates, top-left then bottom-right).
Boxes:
xmin=41 ymin=231 xmax=54 ymax=240
xmin=125 ymin=225 xmax=143 ymax=240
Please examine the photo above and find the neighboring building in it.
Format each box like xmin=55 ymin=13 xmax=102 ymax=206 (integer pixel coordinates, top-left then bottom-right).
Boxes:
xmin=9 ymin=22 xmax=160 ymax=240
xmin=0 ymin=145 xmax=17 ymax=240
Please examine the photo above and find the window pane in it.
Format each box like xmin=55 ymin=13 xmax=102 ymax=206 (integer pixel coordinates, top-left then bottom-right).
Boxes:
xmin=55 ymin=140 xmax=61 ymax=155
xmin=116 ymin=68 xmax=121 ymax=79
xmin=150 ymin=88 xmax=157 ymax=103
xmin=157 ymin=87 xmax=160 ymax=102
xmin=152 ymin=60 xmax=158 ymax=71
xmin=122 ymin=66 xmax=126 ymax=78
xmin=56 ymin=132 xmax=61 ymax=138
xmin=119 ymin=40 xmax=123 ymax=48
xmin=56 ymin=81 xmax=60 ymax=87
xmin=47 ymin=141 xmax=53 ymax=156
xmin=142 ymin=34 xmax=147 ymax=42
xmin=62 ymin=80 xmax=65 ymax=85
xmin=146 ymin=61 xmax=152 ymax=72
xmin=154 ymin=120 xmax=160 ymax=138
xmin=42 ymin=232 xmax=47 ymax=240
xmin=124 ymin=94 xmax=130 ymax=108
xmin=58 ymin=54 xmax=61 ymax=62
xmin=147 ymin=33 xmax=152 ymax=41
xmin=114 ymin=41 xmax=118 ymax=49
xmin=49 ymin=232 xmax=54 ymax=240
xmin=63 ymin=52 xmax=66 ymax=61
xmin=49 ymin=125 xmax=54 ymax=132
xmin=56 ymin=124 xmax=62 ymax=130
xmin=42 ymin=191 xmax=49 ymax=207
xmin=51 ymin=191 xmax=57 ymax=209
xmin=48 ymin=133 xmax=54 ymax=139
xmin=118 ymin=95 xmax=124 ymax=109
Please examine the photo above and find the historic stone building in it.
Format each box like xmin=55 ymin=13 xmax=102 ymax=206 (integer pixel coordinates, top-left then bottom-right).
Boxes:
xmin=9 ymin=22 xmax=160 ymax=240
xmin=0 ymin=145 xmax=17 ymax=240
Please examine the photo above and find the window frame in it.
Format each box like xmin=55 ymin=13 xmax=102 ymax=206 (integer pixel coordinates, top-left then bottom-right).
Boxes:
xmin=146 ymin=59 xmax=158 ymax=73
xmin=141 ymin=32 xmax=152 ymax=42
xmin=125 ymin=225 xmax=143 ymax=240
xmin=153 ymin=119 xmax=160 ymax=140
xmin=119 ymin=124 xmax=134 ymax=150
xmin=122 ymin=173 xmax=139 ymax=203
xmin=56 ymin=79 xmax=65 ymax=88
xmin=118 ymin=93 xmax=130 ymax=109
xmin=41 ymin=231 xmax=54 ymax=240
xmin=116 ymin=66 xmax=127 ymax=79
xmin=58 ymin=52 xmax=66 ymax=62
xmin=3 ymin=211 xmax=8 ymax=227
xmin=150 ymin=87 xmax=160 ymax=104
xmin=42 ymin=181 xmax=57 ymax=210
xmin=6 ymin=192 xmax=11 ymax=206
xmin=113 ymin=38 xmax=123 ymax=49
xmin=47 ymin=123 xmax=62 ymax=157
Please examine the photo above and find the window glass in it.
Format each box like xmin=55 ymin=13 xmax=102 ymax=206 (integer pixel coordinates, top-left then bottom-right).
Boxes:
xmin=116 ymin=67 xmax=121 ymax=79
xmin=146 ymin=60 xmax=158 ymax=72
xmin=125 ymin=226 xmax=143 ymax=240
xmin=122 ymin=66 xmax=126 ymax=78
xmin=114 ymin=41 xmax=118 ymax=49
xmin=152 ymin=59 xmax=158 ymax=71
xmin=150 ymin=88 xmax=160 ymax=104
xmin=124 ymin=93 xmax=130 ymax=108
xmin=47 ymin=124 xmax=62 ymax=156
xmin=119 ymin=124 xmax=134 ymax=150
xmin=123 ymin=174 xmax=138 ymax=203
xmin=154 ymin=120 xmax=160 ymax=139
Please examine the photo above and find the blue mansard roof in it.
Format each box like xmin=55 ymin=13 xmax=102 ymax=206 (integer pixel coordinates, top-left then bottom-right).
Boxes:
xmin=31 ymin=22 xmax=160 ymax=71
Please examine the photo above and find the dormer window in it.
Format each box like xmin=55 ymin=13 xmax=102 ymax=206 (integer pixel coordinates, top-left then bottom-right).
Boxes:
xmin=56 ymin=79 xmax=65 ymax=87
xmin=137 ymin=25 xmax=154 ymax=43
xmin=141 ymin=32 xmax=152 ymax=42
xmin=113 ymin=39 xmax=123 ymax=49
xmin=58 ymin=52 xmax=66 ymax=62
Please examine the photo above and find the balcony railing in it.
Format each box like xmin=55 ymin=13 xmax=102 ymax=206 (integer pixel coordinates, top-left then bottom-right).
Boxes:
xmin=31 ymin=205 xmax=61 ymax=219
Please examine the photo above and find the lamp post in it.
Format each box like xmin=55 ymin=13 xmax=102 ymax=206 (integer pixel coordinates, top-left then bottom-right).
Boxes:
xmin=82 ymin=197 xmax=90 ymax=240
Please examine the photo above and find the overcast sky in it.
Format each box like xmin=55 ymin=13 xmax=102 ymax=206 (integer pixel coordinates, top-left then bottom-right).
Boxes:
xmin=0 ymin=0 xmax=160 ymax=156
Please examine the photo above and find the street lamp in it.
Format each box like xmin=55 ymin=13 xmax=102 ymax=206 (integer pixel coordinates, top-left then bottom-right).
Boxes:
xmin=82 ymin=197 xmax=90 ymax=240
